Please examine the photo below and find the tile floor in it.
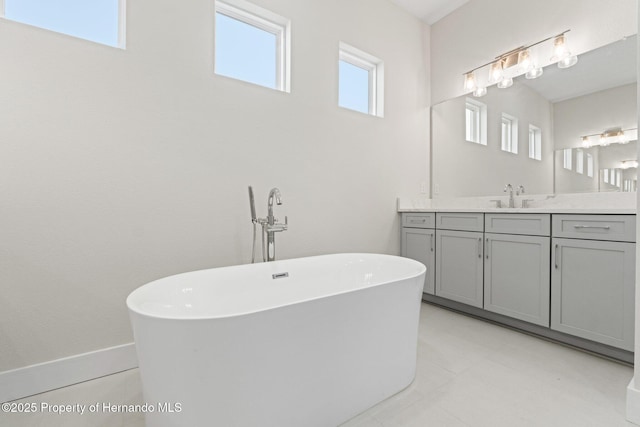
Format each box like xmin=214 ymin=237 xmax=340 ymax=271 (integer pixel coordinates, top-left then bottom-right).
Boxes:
xmin=1 ymin=303 xmax=636 ymax=427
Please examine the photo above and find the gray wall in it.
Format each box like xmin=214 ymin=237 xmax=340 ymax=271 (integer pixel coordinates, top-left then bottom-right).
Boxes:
xmin=0 ymin=0 xmax=430 ymax=371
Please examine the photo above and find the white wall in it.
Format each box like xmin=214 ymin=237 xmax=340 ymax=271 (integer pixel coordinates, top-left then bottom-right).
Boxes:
xmin=0 ymin=0 xmax=430 ymax=372
xmin=431 ymin=82 xmax=553 ymax=197
xmin=430 ymin=0 xmax=637 ymax=105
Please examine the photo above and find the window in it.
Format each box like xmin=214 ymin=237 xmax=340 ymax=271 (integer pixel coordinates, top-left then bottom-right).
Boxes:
xmin=528 ymin=125 xmax=541 ymax=160
xmin=465 ymin=99 xmax=487 ymax=145
xmin=603 ymin=169 xmax=609 ymax=184
xmin=587 ymin=153 xmax=594 ymax=178
xmin=616 ymin=169 xmax=622 ymax=187
xmin=338 ymin=43 xmax=384 ymax=117
xmin=575 ymin=149 xmax=584 ymax=174
xmin=563 ymin=148 xmax=572 ymax=170
xmin=2 ymin=0 xmax=125 ymax=47
xmin=501 ymin=113 xmax=518 ymax=154
xmin=215 ymin=0 xmax=290 ymax=91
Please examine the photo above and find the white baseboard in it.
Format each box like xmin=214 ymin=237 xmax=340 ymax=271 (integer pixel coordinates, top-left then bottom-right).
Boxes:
xmin=627 ymin=377 xmax=640 ymax=425
xmin=0 ymin=343 xmax=138 ymax=403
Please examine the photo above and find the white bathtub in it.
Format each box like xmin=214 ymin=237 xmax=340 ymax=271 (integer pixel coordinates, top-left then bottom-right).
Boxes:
xmin=127 ymin=253 xmax=426 ymax=427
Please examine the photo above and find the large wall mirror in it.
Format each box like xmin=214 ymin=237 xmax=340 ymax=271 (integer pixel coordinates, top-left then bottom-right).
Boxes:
xmin=432 ymin=35 xmax=637 ymax=198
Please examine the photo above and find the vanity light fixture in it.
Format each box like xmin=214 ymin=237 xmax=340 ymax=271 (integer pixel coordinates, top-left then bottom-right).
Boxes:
xmin=580 ymin=127 xmax=638 ymax=148
xmin=463 ymin=29 xmax=577 ymax=96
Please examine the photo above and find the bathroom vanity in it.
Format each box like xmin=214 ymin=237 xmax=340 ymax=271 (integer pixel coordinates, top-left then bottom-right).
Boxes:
xmin=400 ymin=203 xmax=636 ymax=362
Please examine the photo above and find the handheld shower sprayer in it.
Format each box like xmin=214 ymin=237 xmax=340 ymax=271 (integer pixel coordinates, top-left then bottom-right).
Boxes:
xmin=248 ymin=186 xmax=259 ymax=263
xmin=248 ymin=186 xmax=257 ymax=223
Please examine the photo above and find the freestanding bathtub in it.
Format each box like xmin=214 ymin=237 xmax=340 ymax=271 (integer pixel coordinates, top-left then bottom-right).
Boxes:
xmin=127 ymin=253 xmax=426 ymax=427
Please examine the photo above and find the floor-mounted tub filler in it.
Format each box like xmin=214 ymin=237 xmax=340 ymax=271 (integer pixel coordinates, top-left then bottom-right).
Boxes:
xmin=127 ymin=253 xmax=426 ymax=427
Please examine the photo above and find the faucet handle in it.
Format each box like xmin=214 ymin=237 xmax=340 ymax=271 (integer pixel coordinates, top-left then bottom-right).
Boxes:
xmin=521 ymin=199 xmax=534 ymax=208
xmin=516 ymin=185 xmax=526 ymax=196
xmin=489 ymin=199 xmax=502 ymax=208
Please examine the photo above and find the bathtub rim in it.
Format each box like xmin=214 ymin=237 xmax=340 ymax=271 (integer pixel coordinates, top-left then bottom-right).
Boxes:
xmin=126 ymin=252 xmax=426 ymax=321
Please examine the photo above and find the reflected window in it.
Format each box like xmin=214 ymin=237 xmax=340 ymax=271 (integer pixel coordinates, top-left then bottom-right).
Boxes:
xmin=465 ymin=99 xmax=486 ymax=145
xmin=528 ymin=125 xmax=541 ymax=160
xmin=563 ymin=148 xmax=572 ymax=170
xmin=587 ymin=153 xmax=594 ymax=178
xmin=501 ymin=113 xmax=518 ymax=154
xmin=576 ymin=149 xmax=584 ymax=174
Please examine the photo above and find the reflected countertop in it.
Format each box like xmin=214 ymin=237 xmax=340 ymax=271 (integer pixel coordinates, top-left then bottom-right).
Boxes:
xmin=397 ymin=193 xmax=636 ymax=215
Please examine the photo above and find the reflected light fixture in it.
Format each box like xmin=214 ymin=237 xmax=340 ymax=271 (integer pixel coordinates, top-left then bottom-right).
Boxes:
xmin=462 ymin=30 xmax=576 ymax=96
xmin=621 ymin=160 xmax=639 ymax=169
xmin=580 ymin=127 xmax=638 ymax=147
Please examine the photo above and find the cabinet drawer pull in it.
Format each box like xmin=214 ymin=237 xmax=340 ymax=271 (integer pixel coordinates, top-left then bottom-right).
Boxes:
xmin=478 ymin=238 xmax=482 ymax=258
xmin=573 ymin=225 xmax=610 ymax=230
xmin=410 ymin=218 xmax=427 ymax=223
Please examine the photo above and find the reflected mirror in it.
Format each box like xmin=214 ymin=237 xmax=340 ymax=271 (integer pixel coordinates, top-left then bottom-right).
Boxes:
xmin=432 ymin=35 xmax=637 ymax=197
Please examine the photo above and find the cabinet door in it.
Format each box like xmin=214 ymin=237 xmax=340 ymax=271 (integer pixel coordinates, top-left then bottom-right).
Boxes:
xmin=551 ymin=238 xmax=635 ymax=351
xmin=401 ymin=228 xmax=435 ymax=294
xmin=435 ymin=229 xmax=483 ymax=308
xmin=484 ymin=233 xmax=550 ymax=326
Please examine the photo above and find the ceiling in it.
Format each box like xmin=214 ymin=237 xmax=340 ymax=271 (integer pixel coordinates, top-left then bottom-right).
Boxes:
xmin=389 ymin=0 xmax=469 ymax=25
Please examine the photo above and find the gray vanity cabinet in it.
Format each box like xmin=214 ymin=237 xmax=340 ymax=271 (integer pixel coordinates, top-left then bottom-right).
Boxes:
xmin=434 ymin=213 xmax=484 ymax=308
xmin=551 ymin=215 xmax=636 ymax=351
xmin=483 ymin=214 xmax=550 ymax=327
xmin=401 ymin=213 xmax=435 ymax=294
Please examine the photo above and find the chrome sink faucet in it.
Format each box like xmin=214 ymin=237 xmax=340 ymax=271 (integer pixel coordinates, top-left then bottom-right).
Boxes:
xmin=504 ymin=184 xmax=515 ymax=208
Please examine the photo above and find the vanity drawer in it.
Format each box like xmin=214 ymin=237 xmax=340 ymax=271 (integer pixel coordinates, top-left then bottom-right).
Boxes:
xmin=485 ymin=213 xmax=550 ymax=236
xmin=436 ymin=212 xmax=484 ymax=232
xmin=552 ymin=215 xmax=636 ymax=242
xmin=402 ymin=213 xmax=435 ymax=229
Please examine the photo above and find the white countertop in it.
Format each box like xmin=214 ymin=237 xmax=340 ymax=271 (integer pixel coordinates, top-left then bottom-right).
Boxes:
xmin=399 ymin=207 xmax=636 ymax=214
xmin=397 ymin=192 xmax=636 ymax=215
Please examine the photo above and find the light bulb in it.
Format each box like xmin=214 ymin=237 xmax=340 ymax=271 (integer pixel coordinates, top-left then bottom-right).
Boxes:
xmin=497 ymin=77 xmax=513 ymax=89
xmin=557 ymin=55 xmax=578 ymax=69
xmin=473 ymin=86 xmax=487 ymax=97
xmin=489 ymin=61 xmax=504 ymax=83
xmin=551 ymin=34 xmax=569 ymax=61
xmin=582 ymin=136 xmax=590 ymax=147
xmin=464 ymin=72 xmax=476 ymax=91
xmin=518 ymin=50 xmax=532 ymax=71
xmin=525 ymin=66 xmax=543 ymax=79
